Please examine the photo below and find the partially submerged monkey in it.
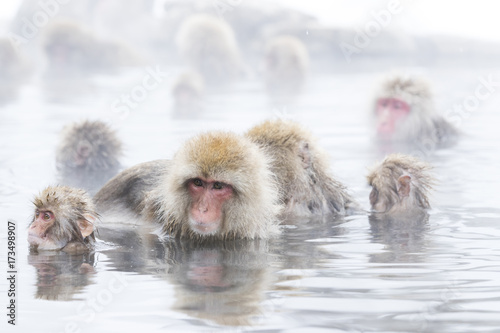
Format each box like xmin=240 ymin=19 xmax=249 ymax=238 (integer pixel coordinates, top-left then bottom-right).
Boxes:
xmin=95 ymin=119 xmax=357 ymax=241
xmin=56 ymin=120 xmax=122 ymax=194
xmin=264 ymin=35 xmax=309 ymax=101
xmin=29 ymin=186 xmax=98 ymax=253
xmin=367 ymin=154 xmax=434 ymax=215
xmin=246 ymin=119 xmax=358 ymax=217
xmin=95 ymin=131 xmax=281 ymax=241
xmin=176 ymin=14 xmax=243 ymax=83
xmin=373 ymin=74 xmax=459 ymax=148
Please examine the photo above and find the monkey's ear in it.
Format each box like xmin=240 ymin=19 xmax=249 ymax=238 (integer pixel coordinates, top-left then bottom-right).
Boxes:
xmin=78 ymin=214 xmax=96 ymax=238
xmin=397 ymin=175 xmax=411 ymax=198
xmin=298 ymin=142 xmax=311 ymax=169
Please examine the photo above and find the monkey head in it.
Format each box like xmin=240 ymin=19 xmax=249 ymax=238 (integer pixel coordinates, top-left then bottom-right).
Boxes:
xmin=373 ymin=75 xmax=435 ymax=141
xmin=29 ymin=186 xmax=97 ymax=252
xmin=155 ymin=131 xmax=282 ymax=240
xmin=56 ymin=120 xmax=122 ymax=171
xmin=367 ymin=154 xmax=434 ymax=215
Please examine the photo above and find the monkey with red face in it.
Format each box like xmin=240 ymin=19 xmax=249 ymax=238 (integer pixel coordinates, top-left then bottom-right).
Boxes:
xmin=373 ymin=75 xmax=459 ymax=149
xmin=95 ymin=120 xmax=358 ymax=241
xmin=94 ymin=131 xmax=282 ymax=241
xmin=29 ymin=186 xmax=98 ymax=253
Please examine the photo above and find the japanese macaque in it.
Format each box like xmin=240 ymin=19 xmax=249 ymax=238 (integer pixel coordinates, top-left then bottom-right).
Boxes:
xmin=246 ymin=119 xmax=358 ymax=217
xmin=367 ymin=154 xmax=434 ymax=215
xmin=29 ymin=186 xmax=98 ymax=253
xmin=175 ymin=14 xmax=243 ymax=83
xmin=94 ymin=131 xmax=282 ymax=240
xmin=42 ymin=20 xmax=140 ymax=75
xmin=373 ymin=74 xmax=459 ymax=148
xmin=171 ymin=70 xmax=205 ymax=117
xmin=264 ymin=35 xmax=309 ymax=101
xmin=56 ymin=120 xmax=122 ymax=194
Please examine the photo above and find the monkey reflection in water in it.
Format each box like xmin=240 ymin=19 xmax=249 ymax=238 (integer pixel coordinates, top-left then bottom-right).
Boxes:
xmin=367 ymin=154 xmax=434 ymax=263
xmin=158 ymin=240 xmax=272 ymax=326
xmin=28 ymin=251 xmax=96 ymax=301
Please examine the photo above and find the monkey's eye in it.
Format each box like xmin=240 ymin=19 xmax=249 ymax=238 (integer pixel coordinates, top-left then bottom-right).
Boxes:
xmin=42 ymin=211 xmax=53 ymax=221
xmin=213 ymin=182 xmax=224 ymax=190
xmin=193 ymin=178 xmax=203 ymax=187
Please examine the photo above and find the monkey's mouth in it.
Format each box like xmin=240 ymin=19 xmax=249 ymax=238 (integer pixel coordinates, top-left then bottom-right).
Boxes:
xmin=189 ymin=218 xmax=220 ymax=235
xmin=28 ymin=233 xmax=46 ymax=245
xmin=28 ymin=233 xmax=66 ymax=250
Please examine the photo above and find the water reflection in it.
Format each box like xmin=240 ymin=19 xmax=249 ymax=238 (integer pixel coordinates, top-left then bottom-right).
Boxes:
xmin=369 ymin=212 xmax=430 ymax=263
xmin=98 ymin=225 xmax=272 ymax=326
xmin=27 ymin=251 xmax=96 ymax=301
xmin=161 ymin=239 xmax=271 ymax=326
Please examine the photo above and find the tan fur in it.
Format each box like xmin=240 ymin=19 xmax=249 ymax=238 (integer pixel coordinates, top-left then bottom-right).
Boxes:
xmin=143 ymin=131 xmax=282 ymax=240
xmin=367 ymin=154 xmax=434 ymax=214
xmin=176 ymin=14 xmax=242 ymax=83
xmin=265 ymin=35 xmax=309 ymax=97
xmin=246 ymin=119 xmax=358 ymax=217
xmin=32 ymin=185 xmax=98 ymax=250
xmin=373 ymin=74 xmax=459 ymax=146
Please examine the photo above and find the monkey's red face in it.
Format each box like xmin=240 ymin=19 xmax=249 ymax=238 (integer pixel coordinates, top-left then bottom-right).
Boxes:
xmin=187 ymin=177 xmax=233 ymax=235
xmin=375 ymin=98 xmax=410 ymax=137
xmin=28 ymin=209 xmax=64 ymax=250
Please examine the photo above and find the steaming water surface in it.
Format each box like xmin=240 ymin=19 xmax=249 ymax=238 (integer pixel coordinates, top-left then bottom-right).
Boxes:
xmin=1 ymin=66 xmax=500 ymax=332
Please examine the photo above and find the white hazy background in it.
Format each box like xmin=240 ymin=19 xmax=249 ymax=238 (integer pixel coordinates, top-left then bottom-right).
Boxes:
xmin=3 ymin=0 xmax=499 ymax=42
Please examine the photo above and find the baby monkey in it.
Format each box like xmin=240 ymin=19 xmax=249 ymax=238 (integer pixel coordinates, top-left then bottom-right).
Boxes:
xmin=29 ymin=186 xmax=98 ymax=253
xmin=367 ymin=154 xmax=434 ymax=215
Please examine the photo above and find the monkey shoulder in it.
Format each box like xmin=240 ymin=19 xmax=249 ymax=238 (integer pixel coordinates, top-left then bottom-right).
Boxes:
xmin=94 ymin=159 xmax=171 ymax=213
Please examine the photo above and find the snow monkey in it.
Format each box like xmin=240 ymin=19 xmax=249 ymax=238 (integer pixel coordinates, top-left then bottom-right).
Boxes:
xmin=56 ymin=120 xmax=123 ymax=194
xmin=373 ymin=74 xmax=459 ymax=148
xmin=94 ymin=120 xmax=357 ymax=241
xmin=246 ymin=119 xmax=358 ymax=217
xmin=265 ymin=35 xmax=309 ymax=100
xmin=367 ymin=154 xmax=434 ymax=215
xmin=175 ymin=14 xmax=243 ymax=83
xmin=94 ymin=131 xmax=282 ymax=241
xmin=28 ymin=186 xmax=98 ymax=253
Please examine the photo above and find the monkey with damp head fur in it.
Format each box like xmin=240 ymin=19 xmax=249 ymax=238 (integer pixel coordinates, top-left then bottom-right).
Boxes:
xmin=264 ymin=35 xmax=309 ymax=102
xmin=56 ymin=120 xmax=123 ymax=194
xmin=176 ymin=14 xmax=243 ymax=84
xmin=246 ymin=119 xmax=359 ymax=218
xmin=29 ymin=185 xmax=98 ymax=253
xmin=367 ymin=154 xmax=434 ymax=215
xmin=373 ymin=74 xmax=459 ymax=149
xmin=94 ymin=131 xmax=282 ymax=241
